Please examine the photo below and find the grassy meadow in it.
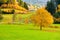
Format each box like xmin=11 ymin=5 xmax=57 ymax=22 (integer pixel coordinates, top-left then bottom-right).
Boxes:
xmin=0 ymin=11 xmax=60 ymax=40
xmin=0 ymin=24 xmax=60 ymax=40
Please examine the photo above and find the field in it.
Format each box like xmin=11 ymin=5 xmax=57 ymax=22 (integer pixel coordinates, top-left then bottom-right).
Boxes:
xmin=0 ymin=0 xmax=60 ymax=40
xmin=0 ymin=11 xmax=35 ymax=23
xmin=0 ymin=9 xmax=60 ymax=40
xmin=0 ymin=24 xmax=60 ymax=40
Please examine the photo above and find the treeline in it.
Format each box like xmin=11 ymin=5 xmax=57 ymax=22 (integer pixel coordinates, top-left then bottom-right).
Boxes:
xmin=0 ymin=0 xmax=28 ymax=10
xmin=46 ymin=0 xmax=60 ymax=23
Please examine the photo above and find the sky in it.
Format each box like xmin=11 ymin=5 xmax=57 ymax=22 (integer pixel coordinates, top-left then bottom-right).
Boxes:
xmin=23 ymin=0 xmax=50 ymax=6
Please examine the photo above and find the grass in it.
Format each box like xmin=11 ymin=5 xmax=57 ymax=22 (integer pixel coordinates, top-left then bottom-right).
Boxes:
xmin=52 ymin=24 xmax=60 ymax=26
xmin=0 ymin=24 xmax=60 ymax=40
xmin=0 ymin=9 xmax=60 ymax=40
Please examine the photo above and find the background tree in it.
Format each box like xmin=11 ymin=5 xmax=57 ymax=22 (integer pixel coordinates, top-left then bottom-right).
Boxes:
xmin=18 ymin=0 xmax=28 ymax=10
xmin=23 ymin=2 xmax=28 ymax=10
xmin=24 ymin=18 xmax=29 ymax=24
xmin=0 ymin=2 xmax=3 ymax=6
xmin=0 ymin=8 xmax=3 ymax=22
xmin=53 ymin=4 xmax=60 ymax=23
xmin=46 ymin=0 xmax=56 ymax=15
xmin=0 ymin=0 xmax=7 ymax=6
xmin=53 ymin=12 xmax=60 ymax=18
xmin=56 ymin=4 xmax=60 ymax=12
xmin=56 ymin=0 xmax=60 ymax=5
xmin=0 ymin=0 xmax=7 ymax=3
xmin=18 ymin=0 xmax=23 ymax=6
xmin=30 ymin=8 xmax=54 ymax=30
xmin=12 ymin=9 xmax=16 ymax=23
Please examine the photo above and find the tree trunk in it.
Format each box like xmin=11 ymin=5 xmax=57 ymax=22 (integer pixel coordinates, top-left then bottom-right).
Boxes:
xmin=12 ymin=9 xmax=16 ymax=23
xmin=13 ymin=13 xmax=15 ymax=23
xmin=40 ymin=26 xmax=42 ymax=30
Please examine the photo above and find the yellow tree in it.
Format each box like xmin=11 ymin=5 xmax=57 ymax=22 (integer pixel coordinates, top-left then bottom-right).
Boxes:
xmin=8 ymin=0 xmax=18 ymax=4
xmin=0 ymin=0 xmax=7 ymax=3
xmin=30 ymin=8 xmax=54 ymax=30
xmin=56 ymin=4 xmax=60 ymax=12
xmin=24 ymin=18 xmax=29 ymax=24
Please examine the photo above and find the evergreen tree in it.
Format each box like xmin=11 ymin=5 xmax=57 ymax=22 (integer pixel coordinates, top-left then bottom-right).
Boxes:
xmin=0 ymin=0 xmax=8 ymax=6
xmin=24 ymin=2 xmax=28 ymax=10
xmin=46 ymin=0 xmax=56 ymax=15
xmin=56 ymin=0 xmax=60 ymax=5
xmin=18 ymin=0 xmax=28 ymax=10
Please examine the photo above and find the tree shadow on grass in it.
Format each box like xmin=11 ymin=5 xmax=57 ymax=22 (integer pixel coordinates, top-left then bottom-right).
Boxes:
xmin=24 ymin=28 xmax=40 ymax=30
xmin=42 ymin=29 xmax=60 ymax=32
xmin=24 ymin=28 xmax=60 ymax=32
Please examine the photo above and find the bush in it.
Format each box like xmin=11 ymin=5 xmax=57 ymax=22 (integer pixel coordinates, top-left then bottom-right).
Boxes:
xmin=53 ymin=11 xmax=60 ymax=24
xmin=53 ymin=11 xmax=60 ymax=18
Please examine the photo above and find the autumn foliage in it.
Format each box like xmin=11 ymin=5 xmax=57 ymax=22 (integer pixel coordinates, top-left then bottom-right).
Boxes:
xmin=1 ymin=4 xmax=28 ymax=14
xmin=56 ymin=4 xmax=60 ymax=12
xmin=24 ymin=18 xmax=29 ymax=24
xmin=1 ymin=4 xmax=27 ymax=11
xmin=30 ymin=8 xmax=54 ymax=30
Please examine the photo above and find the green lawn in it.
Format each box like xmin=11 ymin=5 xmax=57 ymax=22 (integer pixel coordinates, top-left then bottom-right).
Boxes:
xmin=0 ymin=24 xmax=60 ymax=40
